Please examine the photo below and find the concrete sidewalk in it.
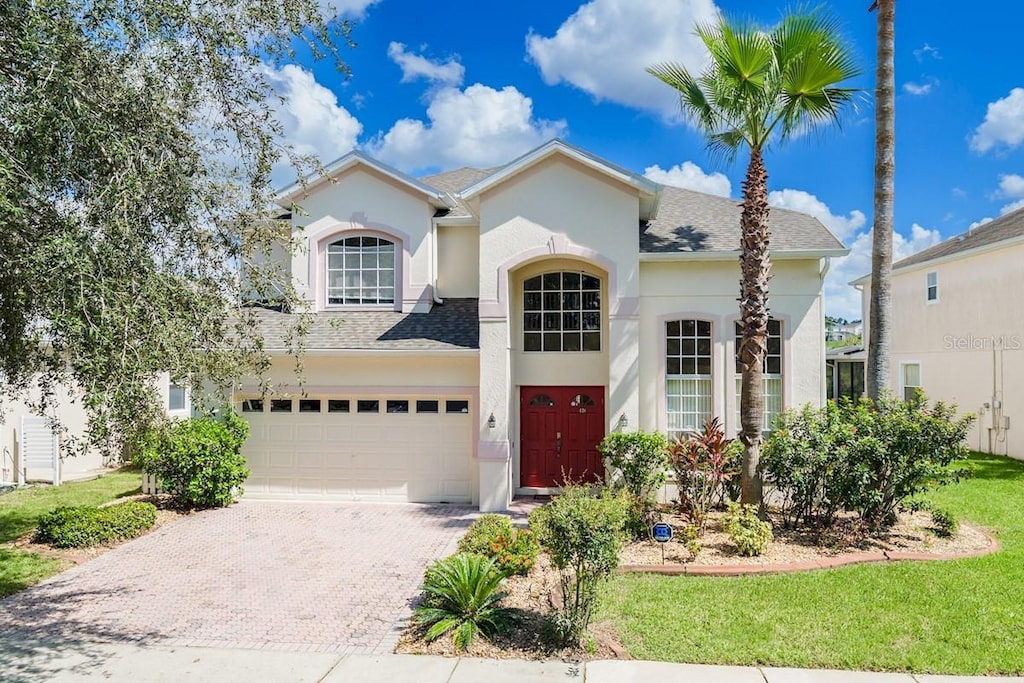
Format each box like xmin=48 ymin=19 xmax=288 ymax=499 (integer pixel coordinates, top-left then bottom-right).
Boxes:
xmin=1 ymin=643 xmax=1020 ymax=683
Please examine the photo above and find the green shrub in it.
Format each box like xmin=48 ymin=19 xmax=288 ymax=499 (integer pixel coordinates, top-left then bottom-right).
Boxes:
xmin=457 ymin=514 xmax=540 ymax=576
xmin=667 ymin=418 xmax=740 ymax=533
xmin=598 ymin=431 xmax=669 ymax=538
xmin=36 ymin=501 xmax=157 ymax=548
xmin=763 ymin=394 xmax=974 ymax=530
xmin=529 ymin=486 xmax=628 ymax=646
xmin=137 ymin=409 xmax=250 ymax=508
xmin=413 ymin=553 xmax=514 ymax=651
xmin=931 ymin=508 xmax=959 ymax=537
xmin=724 ymin=502 xmax=772 ymax=557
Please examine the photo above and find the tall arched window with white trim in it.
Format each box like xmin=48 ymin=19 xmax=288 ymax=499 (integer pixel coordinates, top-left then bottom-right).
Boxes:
xmin=665 ymin=319 xmax=713 ymax=440
xmin=326 ymin=236 xmax=396 ymax=305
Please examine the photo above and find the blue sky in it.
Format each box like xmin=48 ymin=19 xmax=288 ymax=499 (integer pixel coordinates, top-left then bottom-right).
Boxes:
xmin=267 ymin=0 xmax=1024 ymax=319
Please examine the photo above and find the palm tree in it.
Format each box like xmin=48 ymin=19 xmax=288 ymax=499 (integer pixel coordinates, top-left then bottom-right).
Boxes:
xmin=649 ymin=12 xmax=860 ymax=505
xmin=866 ymin=0 xmax=895 ymax=401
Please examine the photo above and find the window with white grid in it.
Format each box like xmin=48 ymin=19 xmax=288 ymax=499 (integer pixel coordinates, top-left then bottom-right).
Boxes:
xmin=522 ymin=272 xmax=601 ymax=352
xmin=665 ymin=319 xmax=713 ymax=441
xmin=734 ymin=319 xmax=783 ymax=431
xmin=326 ymin=236 xmax=396 ymax=305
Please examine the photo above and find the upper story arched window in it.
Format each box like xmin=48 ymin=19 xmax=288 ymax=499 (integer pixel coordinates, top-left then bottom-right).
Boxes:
xmin=326 ymin=236 xmax=396 ymax=306
xmin=522 ymin=271 xmax=601 ymax=352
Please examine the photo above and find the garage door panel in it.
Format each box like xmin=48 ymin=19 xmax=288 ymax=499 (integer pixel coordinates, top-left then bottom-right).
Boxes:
xmin=240 ymin=394 xmax=473 ymax=503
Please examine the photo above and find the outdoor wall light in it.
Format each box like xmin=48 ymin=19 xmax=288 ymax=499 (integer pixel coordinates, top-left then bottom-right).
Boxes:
xmin=487 ymin=413 xmax=496 ymax=429
xmin=617 ymin=413 xmax=629 ymax=431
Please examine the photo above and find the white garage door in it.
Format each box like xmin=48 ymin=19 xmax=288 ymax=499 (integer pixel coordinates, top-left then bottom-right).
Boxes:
xmin=239 ymin=395 xmax=473 ymax=503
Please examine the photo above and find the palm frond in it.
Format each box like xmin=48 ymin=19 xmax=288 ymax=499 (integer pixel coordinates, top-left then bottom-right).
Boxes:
xmin=647 ymin=62 xmax=716 ymax=133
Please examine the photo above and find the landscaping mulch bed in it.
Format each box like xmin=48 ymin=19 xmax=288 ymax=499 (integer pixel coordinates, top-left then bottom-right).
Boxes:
xmin=395 ymin=553 xmax=628 ymax=661
xmin=10 ymin=493 xmax=190 ymax=567
xmin=620 ymin=507 xmax=993 ymax=571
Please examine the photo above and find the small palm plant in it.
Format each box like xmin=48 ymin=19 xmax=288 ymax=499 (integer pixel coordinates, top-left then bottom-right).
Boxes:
xmin=413 ymin=552 xmax=514 ymax=651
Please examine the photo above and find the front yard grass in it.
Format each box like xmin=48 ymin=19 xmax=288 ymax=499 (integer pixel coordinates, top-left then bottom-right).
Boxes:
xmin=0 ymin=469 xmax=141 ymax=598
xmin=598 ymin=452 xmax=1024 ymax=675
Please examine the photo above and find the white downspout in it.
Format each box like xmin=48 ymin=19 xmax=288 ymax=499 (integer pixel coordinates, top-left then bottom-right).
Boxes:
xmin=431 ymin=219 xmax=444 ymax=305
xmin=819 ymin=257 xmax=832 ymax=404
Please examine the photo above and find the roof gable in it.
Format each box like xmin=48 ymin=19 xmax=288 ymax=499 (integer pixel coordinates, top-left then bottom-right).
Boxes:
xmin=275 ymin=150 xmax=455 ymax=210
xmin=459 ymin=139 xmax=661 ymax=219
xmin=892 ymin=205 xmax=1024 ymax=271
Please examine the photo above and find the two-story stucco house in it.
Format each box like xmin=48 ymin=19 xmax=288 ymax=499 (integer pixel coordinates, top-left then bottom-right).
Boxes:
xmin=237 ymin=140 xmax=846 ymax=511
xmin=853 ymin=206 xmax=1024 ymax=461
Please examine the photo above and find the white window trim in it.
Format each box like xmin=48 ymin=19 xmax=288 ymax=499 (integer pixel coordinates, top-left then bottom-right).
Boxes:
xmin=660 ymin=316 xmax=718 ymax=441
xmin=926 ymin=271 xmax=939 ymax=304
xmin=733 ymin=319 xmax=785 ymax=432
xmin=900 ymin=361 xmax=923 ymax=401
xmin=324 ymin=235 xmax=398 ymax=309
xmin=167 ymin=381 xmax=190 ymax=418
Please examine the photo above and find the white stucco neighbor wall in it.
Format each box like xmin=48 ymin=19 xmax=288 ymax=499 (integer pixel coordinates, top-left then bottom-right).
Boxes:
xmin=475 ymin=156 xmax=643 ymax=510
xmin=638 ymin=258 xmax=826 ymax=436
xmin=289 ymin=167 xmax=438 ymax=313
xmin=865 ymin=241 xmax=1024 ymax=459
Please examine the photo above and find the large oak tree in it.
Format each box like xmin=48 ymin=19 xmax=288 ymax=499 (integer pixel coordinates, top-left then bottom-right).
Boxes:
xmin=0 ymin=0 xmax=349 ymax=454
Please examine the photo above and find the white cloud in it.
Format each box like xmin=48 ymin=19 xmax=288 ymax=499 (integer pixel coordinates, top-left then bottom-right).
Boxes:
xmin=643 ymin=162 xmax=731 ymax=197
xmin=913 ymin=43 xmax=941 ymax=62
xmin=526 ymin=0 xmax=720 ymax=118
xmin=368 ymin=84 xmax=567 ymax=172
xmin=263 ymin=64 xmax=362 ymax=187
xmin=903 ymin=80 xmax=933 ymax=96
xmin=1001 ymin=199 xmax=1024 ymax=215
xmin=825 ymin=223 xmax=942 ymax=319
xmin=997 ymin=173 xmax=1024 ymax=198
xmin=970 ymin=88 xmax=1024 ymax=153
xmin=768 ymin=189 xmax=867 ymax=240
xmin=969 ymin=216 xmax=994 ymax=230
xmin=387 ymin=42 xmax=465 ymax=87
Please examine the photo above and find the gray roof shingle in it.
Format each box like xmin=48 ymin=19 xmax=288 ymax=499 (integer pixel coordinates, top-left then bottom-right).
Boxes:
xmin=642 ymin=186 xmax=845 ymax=254
xmin=893 ymin=205 xmax=1024 ymax=270
xmin=252 ymin=299 xmax=479 ymax=351
xmin=421 ymin=167 xmax=499 ymax=218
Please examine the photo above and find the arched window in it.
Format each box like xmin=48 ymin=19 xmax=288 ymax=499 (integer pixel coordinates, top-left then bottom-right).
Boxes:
xmin=665 ymin=319 xmax=713 ymax=440
xmin=326 ymin=236 xmax=396 ymax=305
xmin=522 ymin=271 xmax=601 ymax=352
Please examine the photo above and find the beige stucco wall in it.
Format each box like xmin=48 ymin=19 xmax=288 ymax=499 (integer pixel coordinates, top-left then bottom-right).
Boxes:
xmin=475 ymin=156 xmax=644 ymax=508
xmin=869 ymin=240 xmax=1024 ymax=459
xmin=289 ymin=167 xmax=437 ymax=313
xmin=0 ymin=389 xmax=107 ymax=483
xmin=638 ymin=258 xmax=826 ymax=435
xmin=437 ymin=225 xmax=480 ymax=298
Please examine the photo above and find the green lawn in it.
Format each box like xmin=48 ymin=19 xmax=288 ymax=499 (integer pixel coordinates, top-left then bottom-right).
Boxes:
xmin=599 ymin=452 xmax=1024 ymax=675
xmin=0 ymin=469 xmax=141 ymax=598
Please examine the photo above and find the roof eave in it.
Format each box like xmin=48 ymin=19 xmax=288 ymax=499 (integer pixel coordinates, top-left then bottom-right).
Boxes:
xmin=640 ymin=248 xmax=849 ymax=262
xmin=273 ymin=151 xmax=455 ymax=210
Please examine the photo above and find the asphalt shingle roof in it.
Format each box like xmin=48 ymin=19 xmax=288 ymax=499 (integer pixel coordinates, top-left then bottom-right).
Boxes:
xmin=421 ymin=167 xmax=499 ymax=218
xmin=252 ymin=298 xmax=479 ymax=351
xmin=893 ymin=205 xmax=1024 ymax=270
xmin=642 ymin=186 xmax=845 ymax=254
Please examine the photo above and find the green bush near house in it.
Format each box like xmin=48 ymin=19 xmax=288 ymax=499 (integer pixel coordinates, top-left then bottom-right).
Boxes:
xmin=137 ymin=410 xmax=250 ymax=508
xmin=35 ymin=501 xmax=157 ymax=548
xmin=723 ymin=502 xmax=772 ymax=557
xmin=598 ymin=431 xmax=669 ymax=537
xmin=763 ymin=393 xmax=974 ymax=530
xmin=529 ymin=486 xmax=628 ymax=646
xmin=457 ymin=514 xmax=540 ymax=576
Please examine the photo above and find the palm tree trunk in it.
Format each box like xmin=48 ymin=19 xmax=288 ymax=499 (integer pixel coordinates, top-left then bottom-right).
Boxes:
xmin=738 ymin=146 xmax=770 ymax=506
xmin=867 ymin=0 xmax=895 ymax=401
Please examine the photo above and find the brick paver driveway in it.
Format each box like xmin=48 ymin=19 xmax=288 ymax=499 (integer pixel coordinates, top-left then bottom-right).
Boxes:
xmin=0 ymin=501 xmax=476 ymax=655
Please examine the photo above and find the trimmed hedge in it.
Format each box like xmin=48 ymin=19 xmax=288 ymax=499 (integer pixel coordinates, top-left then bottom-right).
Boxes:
xmin=36 ymin=501 xmax=158 ymax=548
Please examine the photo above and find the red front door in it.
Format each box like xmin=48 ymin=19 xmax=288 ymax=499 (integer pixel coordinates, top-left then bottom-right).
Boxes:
xmin=520 ymin=386 xmax=605 ymax=488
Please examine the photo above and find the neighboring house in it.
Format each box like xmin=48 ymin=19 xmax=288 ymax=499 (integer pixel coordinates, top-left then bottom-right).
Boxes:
xmin=826 ymin=344 xmax=866 ymax=401
xmin=0 ymin=373 xmax=188 ymax=484
xmin=237 ymin=140 xmax=846 ymax=511
xmin=826 ymin=319 xmax=862 ymax=343
xmin=853 ymin=206 xmax=1024 ymax=460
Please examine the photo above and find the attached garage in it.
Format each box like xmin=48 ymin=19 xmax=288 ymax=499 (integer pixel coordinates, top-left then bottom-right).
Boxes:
xmin=239 ymin=393 xmax=474 ymax=503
